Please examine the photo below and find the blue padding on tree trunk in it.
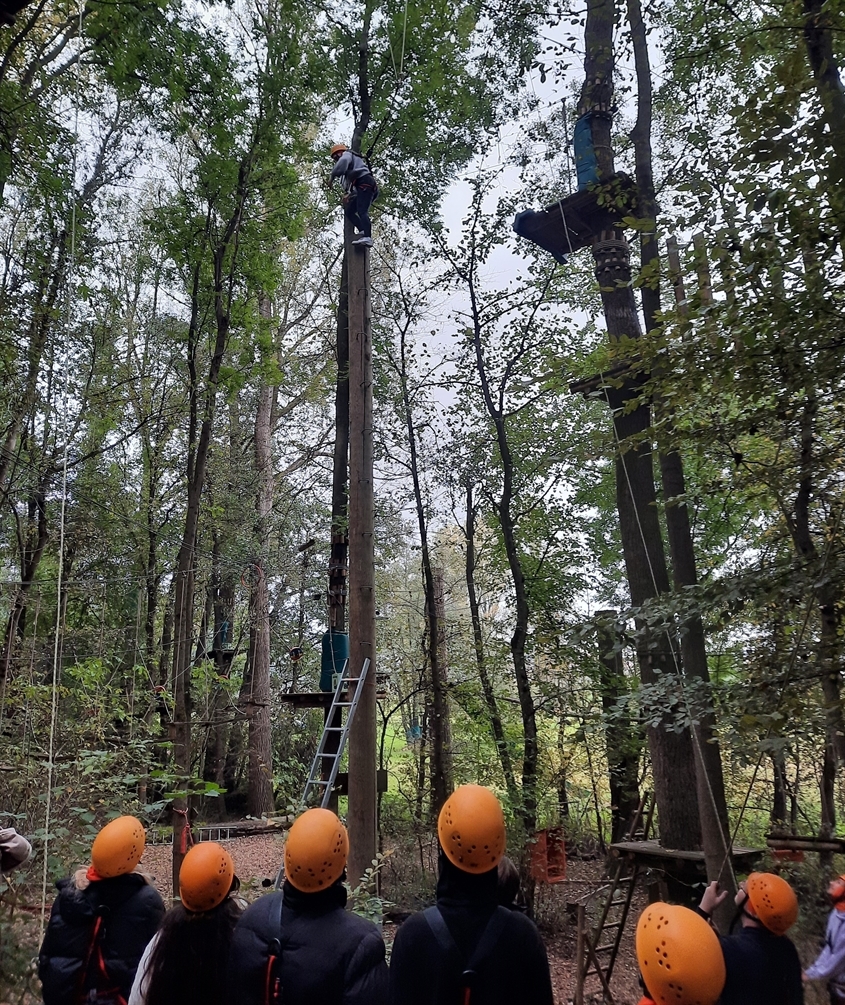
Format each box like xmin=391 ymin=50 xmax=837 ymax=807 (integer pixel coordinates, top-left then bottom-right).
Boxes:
xmin=573 ymin=114 xmax=599 ymax=190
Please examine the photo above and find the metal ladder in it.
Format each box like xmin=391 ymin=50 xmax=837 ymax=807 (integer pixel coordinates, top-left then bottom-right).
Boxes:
xmin=301 ymin=657 xmax=370 ymax=809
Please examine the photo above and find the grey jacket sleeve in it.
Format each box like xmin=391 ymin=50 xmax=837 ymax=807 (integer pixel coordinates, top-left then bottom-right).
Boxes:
xmin=330 ymin=151 xmax=353 ymax=183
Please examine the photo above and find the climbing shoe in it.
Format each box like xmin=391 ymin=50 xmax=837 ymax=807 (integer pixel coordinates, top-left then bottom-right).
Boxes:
xmin=352 ymin=236 xmax=373 ymax=247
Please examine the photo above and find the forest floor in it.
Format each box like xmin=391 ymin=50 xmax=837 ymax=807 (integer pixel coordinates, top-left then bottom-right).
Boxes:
xmin=1 ymin=832 xmax=828 ymax=1005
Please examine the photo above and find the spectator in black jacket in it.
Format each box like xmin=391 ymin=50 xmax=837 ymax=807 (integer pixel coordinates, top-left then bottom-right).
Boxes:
xmin=389 ymin=785 xmax=554 ymax=1005
xmin=227 ymin=807 xmax=388 ymax=1005
xmin=38 ymin=815 xmax=165 ymax=1005
xmin=698 ymin=872 xmax=803 ymax=1005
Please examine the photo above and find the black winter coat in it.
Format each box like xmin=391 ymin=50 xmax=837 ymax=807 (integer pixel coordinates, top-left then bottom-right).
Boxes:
xmin=227 ymin=878 xmax=388 ymax=1005
xmin=718 ymin=925 xmax=803 ymax=1005
xmin=389 ymin=855 xmax=554 ymax=1005
xmin=38 ymin=871 xmax=165 ymax=1005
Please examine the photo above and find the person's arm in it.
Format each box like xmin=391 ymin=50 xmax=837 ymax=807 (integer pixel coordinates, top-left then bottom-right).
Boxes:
xmin=806 ymin=918 xmax=845 ymax=981
xmin=226 ymin=896 xmax=276 ymax=1005
xmin=127 ymin=932 xmax=158 ymax=1005
xmin=342 ymin=926 xmax=389 ymax=1005
xmin=388 ymin=921 xmax=422 ymax=1005
xmin=514 ymin=915 xmax=555 ymax=1005
xmin=330 ymin=151 xmax=353 ymax=182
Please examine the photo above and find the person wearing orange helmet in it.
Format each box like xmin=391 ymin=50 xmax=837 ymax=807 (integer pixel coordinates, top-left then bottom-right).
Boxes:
xmin=698 ymin=871 xmax=803 ymax=1005
xmin=803 ymin=874 xmax=845 ymax=1002
xmin=127 ymin=841 xmax=242 ymax=1005
xmin=328 ymin=142 xmax=379 ymax=248
xmin=388 ymin=785 xmax=553 ymax=1005
xmin=38 ymin=815 xmax=165 ymax=1005
xmin=226 ymin=807 xmax=388 ymax=1005
xmin=635 ymin=902 xmax=726 ymax=1005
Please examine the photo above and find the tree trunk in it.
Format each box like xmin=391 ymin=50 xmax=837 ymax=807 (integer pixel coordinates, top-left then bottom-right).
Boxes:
xmin=346 ymin=220 xmax=377 ymax=884
xmin=595 ymin=611 xmax=641 ymax=842
xmin=398 ymin=320 xmax=451 ymax=812
xmin=628 ymin=0 xmax=733 ymax=904
xmin=464 ymin=478 xmax=519 ymax=807
xmin=579 ymin=0 xmax=701 ymax=850
xmin=247 ymin=373 xmax=275 ymax=818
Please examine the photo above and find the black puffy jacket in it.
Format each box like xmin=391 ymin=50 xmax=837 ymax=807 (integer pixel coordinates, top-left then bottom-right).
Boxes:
xmin=388 ymin=855 xmax=554 ymax=1005
xmin=227 ymin=878 xmax=388 ymax=1005
xmin=718 ymin=925 xmax=803 ymax=1005
xmin=38 ymin=870 xmax=165 ymax=1005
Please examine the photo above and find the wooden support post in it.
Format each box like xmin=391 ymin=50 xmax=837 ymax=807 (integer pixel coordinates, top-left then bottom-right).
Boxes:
xmin=575 ymin=903 xmax=586 ymax=1005
xmin=346 ymin=219 xmax=377 ymax=885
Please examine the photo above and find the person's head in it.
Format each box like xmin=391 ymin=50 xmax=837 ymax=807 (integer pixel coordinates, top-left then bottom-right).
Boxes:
xmin=496 ymin=855 xmax=520 ymax=906
xmin=284 ymin=808 xmax=348 ymax=892
xmin=636 ymin=902 xmax=726 ymax=1005
xmin=179 ymin=842 xmax=237 ymax=912
xmin=438 ymin=784 xmax=506 ymax=875
xmin=90 ymin=815 xmax=145 ymax=878
xmin=829 ymin=875 xmax=845 ymax=910
xmin=144 ymin=864 xmax=242 ymax=1005
xmin=330 ymin=143 xmax=348 ymax=162
xmin=737 ymin=872 xmax=798 ymax=934
xmin=0 ymin=828 xmax=32 ymax=874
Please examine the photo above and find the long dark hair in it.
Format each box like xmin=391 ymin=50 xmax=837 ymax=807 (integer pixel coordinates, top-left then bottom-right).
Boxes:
xmin=143 ymin=897 xmax=242 ymax=1005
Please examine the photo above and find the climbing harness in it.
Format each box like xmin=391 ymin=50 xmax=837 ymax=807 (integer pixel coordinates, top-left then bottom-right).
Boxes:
xmin=264 ymin=891 xmax=285 ymax=1005
xmin=422 ymin=905 xmax=510 ymax=1005
xmin=77 ymin=912 xmax=128 ymax=1005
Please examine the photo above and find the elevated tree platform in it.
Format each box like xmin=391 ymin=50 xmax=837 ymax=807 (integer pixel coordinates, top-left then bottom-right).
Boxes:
xmin=609 ymin=839 xmax=762 ymax=877
xmin=513 ymin=173 xmax=640 ymax=263
xmin=278 ymin=691 xmax=336 ymax=709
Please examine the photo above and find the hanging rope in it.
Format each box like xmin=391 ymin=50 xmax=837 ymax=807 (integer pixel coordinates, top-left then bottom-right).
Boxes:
xmin=39 ymin=0 xmax=84 ymax=942
xmin=599 ymin=377 xmax=737 ymax=887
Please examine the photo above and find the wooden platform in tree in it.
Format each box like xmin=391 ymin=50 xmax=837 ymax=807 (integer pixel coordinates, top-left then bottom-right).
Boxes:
xmin=278 ymin=691 xmax=336 ymax=708
xmin=513 ymin=173 xmax=640 ymax=262
xmin=609 ymin=839 xmax=763 ymax=874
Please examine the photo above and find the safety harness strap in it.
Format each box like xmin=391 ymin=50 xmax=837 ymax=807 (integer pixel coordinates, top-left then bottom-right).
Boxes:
xmin=265 ymin=891 xmax=285 ymax=1005
xmin=423 ymin=906 xmax=510 ymax=1005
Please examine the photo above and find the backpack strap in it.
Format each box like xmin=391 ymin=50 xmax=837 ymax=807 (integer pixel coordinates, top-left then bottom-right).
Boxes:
xmin=422 ymin=906 xmax=510 ymax=1005
xmin=264 ymin=891 xmax=285 ymax=1005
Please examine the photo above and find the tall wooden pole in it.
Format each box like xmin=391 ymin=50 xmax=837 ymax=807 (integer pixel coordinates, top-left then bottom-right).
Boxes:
xmin=346 ymin=220 xmax=377 ymax=884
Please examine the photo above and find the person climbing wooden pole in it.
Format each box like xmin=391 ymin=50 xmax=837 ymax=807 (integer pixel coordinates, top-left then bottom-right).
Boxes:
xmin=328 ymin=143 xmax=379 ymax=247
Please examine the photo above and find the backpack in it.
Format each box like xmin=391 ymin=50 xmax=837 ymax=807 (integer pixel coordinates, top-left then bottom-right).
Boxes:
xmin=422 ymin=905 xmax=510 ymax=1005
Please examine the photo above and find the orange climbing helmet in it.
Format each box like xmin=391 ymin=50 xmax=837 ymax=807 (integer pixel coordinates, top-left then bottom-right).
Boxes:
xmin=744 ymin=872 xmax=799 ymax=934
xmin=284 ymin=808 xmax=349 ymax=893
xmin=91 ymin=816 xmax=146 ymax=878
xmin=330 ymin=143 xmax=348 ymax=158
xmin=179 ymin=842 xmax=235 ymax=912
xmin=636 ymin=902 xmax=726 ymax=1005
xmin=438 ymin=784 xmax=506 ymax=875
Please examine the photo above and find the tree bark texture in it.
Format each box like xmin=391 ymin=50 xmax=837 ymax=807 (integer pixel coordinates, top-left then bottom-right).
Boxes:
xmin=247 ymin=369 xmax=275 ymax=818
xmin=346 ymin=219 xmax=377 ymax=884
xmin=595 ymin=612 xmax=642 ymax=842
xmin=464 ymin=479 xmax=519 ymax=807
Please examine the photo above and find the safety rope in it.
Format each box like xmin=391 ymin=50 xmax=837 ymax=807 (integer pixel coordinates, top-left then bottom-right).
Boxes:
xmin=39 ymin=0 xmax=83 ymax=942
xmin=600 ymin=368 xmax=736 ymax=886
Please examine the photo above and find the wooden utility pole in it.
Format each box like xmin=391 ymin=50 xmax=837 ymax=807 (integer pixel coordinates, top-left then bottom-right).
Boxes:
xmin=346 ymin=218 xmax=377 ymax=884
